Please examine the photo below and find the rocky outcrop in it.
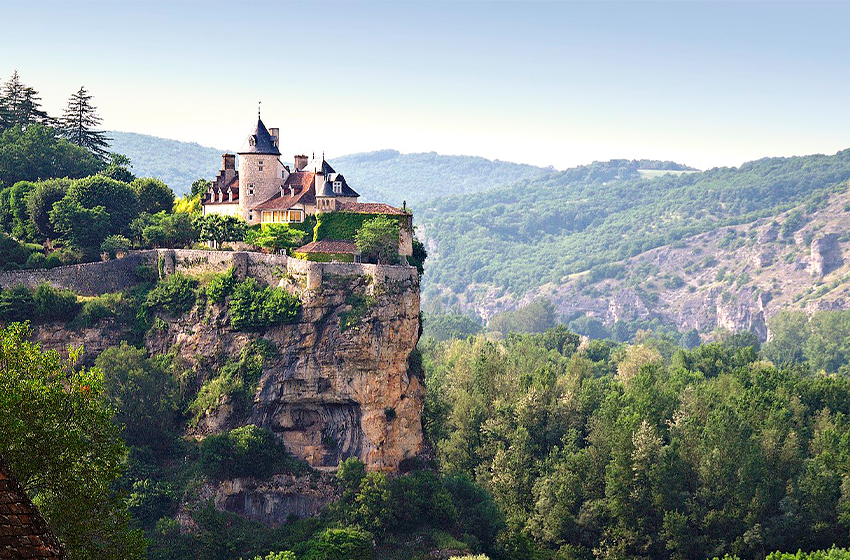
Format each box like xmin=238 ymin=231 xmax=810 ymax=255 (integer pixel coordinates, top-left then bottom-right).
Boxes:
xmin=606 ymin=287 xmax=650 ymax=323
xmin=809 ymin=232 xmax=843 ymax=277
xmin=196 ymin=473 xmax=339 ymax=526
xmin=31 ymin=320 xmax=132 ymax=365
xmin=147 ymin=270 xmax=424 ymax=472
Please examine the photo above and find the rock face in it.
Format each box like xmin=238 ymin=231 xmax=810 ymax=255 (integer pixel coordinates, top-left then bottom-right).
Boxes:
xmin=809 ymin=232 xmax=843 ymax=277
xmin=147 ymin=270 xmax=424 ymax=472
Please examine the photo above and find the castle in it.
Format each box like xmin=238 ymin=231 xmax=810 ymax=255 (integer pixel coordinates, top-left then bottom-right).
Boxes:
xmin=202 ymin=112 xmax=402 ymax=226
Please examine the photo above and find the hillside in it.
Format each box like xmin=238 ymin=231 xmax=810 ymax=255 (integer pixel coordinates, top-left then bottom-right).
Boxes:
xmin=419 ymin=151 xmax=850 ymax=338
xmin=328 ymin=149 xmax=553 ymax=206
xmin=108 ymin=131 xmax=224 ymax=195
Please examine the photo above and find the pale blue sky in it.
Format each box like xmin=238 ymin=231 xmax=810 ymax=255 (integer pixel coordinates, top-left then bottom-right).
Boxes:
xmin=2 ymin=1 xmax=849 ymax=170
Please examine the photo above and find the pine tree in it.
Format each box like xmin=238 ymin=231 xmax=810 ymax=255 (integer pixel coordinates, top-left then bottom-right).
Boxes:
xmin=0 ymin=71 xmax=52 ymax=131
xmin=60 ymin=86 xmax=110 ymax=161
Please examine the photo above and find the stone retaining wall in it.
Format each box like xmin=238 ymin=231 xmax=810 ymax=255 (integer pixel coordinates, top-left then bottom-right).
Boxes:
xmin=0 ymin=249 xmax=415 ymax=295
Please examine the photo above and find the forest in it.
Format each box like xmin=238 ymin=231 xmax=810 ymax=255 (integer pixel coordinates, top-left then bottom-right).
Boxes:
xmin=419 ymin=152 xmax=850 ymax=301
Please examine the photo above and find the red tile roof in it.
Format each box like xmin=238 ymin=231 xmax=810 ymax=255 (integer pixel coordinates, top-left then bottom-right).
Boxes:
xmin=336 ymin=202 xmax=406 ymax=215
xmin=295 ymin=239 xmax=358 ymax=254
xmin=254 ymin=172 xmax=317 ymax=210
xmin=0 ymin=456 xmax=66 ymax=559
xmin=205 ymin=177 xmax=240 ymax=205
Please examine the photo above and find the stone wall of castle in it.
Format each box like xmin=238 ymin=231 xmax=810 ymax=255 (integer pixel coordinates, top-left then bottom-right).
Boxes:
xmin=0 ymin=250 xmax=417 ymax=295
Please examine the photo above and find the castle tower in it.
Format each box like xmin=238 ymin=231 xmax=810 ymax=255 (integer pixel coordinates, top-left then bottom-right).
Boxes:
xmin=237 ymin=114 xmax=286 ymax=223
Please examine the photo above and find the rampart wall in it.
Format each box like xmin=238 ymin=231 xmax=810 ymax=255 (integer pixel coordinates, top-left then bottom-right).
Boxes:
xmin=0 ymin=250 xmax=417 ymax=295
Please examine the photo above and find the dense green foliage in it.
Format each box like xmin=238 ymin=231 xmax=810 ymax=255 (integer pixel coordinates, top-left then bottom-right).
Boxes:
xmin=199 ymin=425 xmax=307 ymax=480
xmin=0 ymin=124 xmax=103 ymax=188
xmin=314 ymin=211 xmax=387 ymax=242
xmin=0 ymin=323 xmax=145 ymax=559
xmin=145 ymin=273 xmax=198 ymax=315
xmin=487 ymin=299 xmax=558 ymax=336
xmin=245 ymin=223 xmax=308 ymax=253
xmin=229 ymin=278 xmax=300 ymax=331
xmin=355 ymin=215 xmax=400 ymax=264
xmin=195 ymin=214 xmax=247 ymax=248
xmin=420 ymin=152 xmax=850 ymax=299
xmin=423 ymin=312 xmax=484 ymax=341
xmin=421 ymin=324 xmax=850 ymax=560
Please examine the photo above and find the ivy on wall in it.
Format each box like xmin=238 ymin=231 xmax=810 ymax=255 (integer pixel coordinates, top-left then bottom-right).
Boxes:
xmin=313 ymin=212 xmax=403 ymax=242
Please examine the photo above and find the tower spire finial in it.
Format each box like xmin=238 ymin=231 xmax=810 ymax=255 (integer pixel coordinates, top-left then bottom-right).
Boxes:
xmin=258 ymin=101 xmax=261 ymax=119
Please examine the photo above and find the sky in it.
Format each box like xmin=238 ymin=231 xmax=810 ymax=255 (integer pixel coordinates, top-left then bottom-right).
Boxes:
xmin=2 ymin=1 xmax=849 ymax=171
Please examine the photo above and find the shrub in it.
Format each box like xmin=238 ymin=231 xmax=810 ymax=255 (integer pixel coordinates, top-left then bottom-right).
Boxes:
xmin=24 ymin=252 xmax=46 ymax=268
xmin=33 ymin=284 xmax=80 ymax=322
xmin=304 ymin=527 xmax=373 ymax=560
xmin=145 ymin=274 xmax=198 ymax=316
xmin=230 ymin=278 xmax=300 ymax=331
xmin=198 ymin=424 xmax=307 ymax=480
xmin=0 ymin=286 xmax=35 ymax=322
xmin=205 ymin=267 xmax=238 ymax=304
xmin=101 ymin=234 xmax=131 ymax=259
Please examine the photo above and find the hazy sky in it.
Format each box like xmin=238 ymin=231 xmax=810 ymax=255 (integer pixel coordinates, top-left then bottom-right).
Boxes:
xmin=2 ymin=1 xmax=849 ymax=170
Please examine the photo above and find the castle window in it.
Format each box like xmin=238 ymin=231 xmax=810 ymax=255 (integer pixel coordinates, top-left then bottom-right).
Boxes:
xmin=333 ymin=181 xmax=342 ymax=194
xmin=248 ymin=184 xmax=254 ymax=196
xmin=288 ymin=210 xmax=303 ymax=223
xmin=262 ymin=211 xmax=271 ymax=222
xmin=249 ymin=137 xmax=256 ymax=146
xmin=248 ymin=211 xmax=254 ymax=221
xmin=258 ymin=160 xmax=264 ymax=173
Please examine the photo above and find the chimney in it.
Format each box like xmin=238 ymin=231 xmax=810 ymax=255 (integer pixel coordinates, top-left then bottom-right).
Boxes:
xmin=294 ymin=154 xmax=308 ymax=171
xmin=269 ymin=128 xmax=279 ymax=148
xmin=222 ymin=153 xmax=236 ymax=170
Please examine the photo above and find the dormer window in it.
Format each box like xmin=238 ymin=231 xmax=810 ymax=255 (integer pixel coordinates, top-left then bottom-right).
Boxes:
xmin=248 ymin=184 xmax=255 ymax=196
xmin=249 ymin=137 xmax=256 ymax=147
xmin=333 ymin=181 xmax=342 ymax=194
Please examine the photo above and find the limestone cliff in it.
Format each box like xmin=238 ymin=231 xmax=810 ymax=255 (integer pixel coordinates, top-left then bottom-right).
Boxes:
xmin=146 ymin=268 xmax=424 ymax=472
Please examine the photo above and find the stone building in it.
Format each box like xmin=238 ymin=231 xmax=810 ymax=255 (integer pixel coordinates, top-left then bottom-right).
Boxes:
xmin=202 ymin=111 xmax=413 ymax=257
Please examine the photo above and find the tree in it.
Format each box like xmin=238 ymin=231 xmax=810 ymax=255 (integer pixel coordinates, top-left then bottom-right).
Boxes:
xmin=0 ymin=322 xmax=146 ymax=559
xmin=355 ymin=215 xmax=400 ymax=264
xmin=0 ymin=71 xmax=48 ymax=130
xmin=193 ymin=214 xmax=247 ymax=248
xmin=60 ymin=86 xmax=110 ymax=160
xmin=63 ymin=175 xmax=140 ymax=236
xmin=131 ymin=178 xmax=174 ymax=215
xmin=49 ymin=198 xmax=110 ymax=257
xmin=26 ymin=178 xmax=70 ymax=238
xmin=94 ymin=342 xmax=177 ymax=452
xmin=191 ymin=178 xmax=212 ymax=198
xmin=0 ymin=124 xmax=102 ymax=188
xmin=244 ymin=223 xmax=307 ymax=253
xmin=100 ymin=234 xmax=131 ymax=259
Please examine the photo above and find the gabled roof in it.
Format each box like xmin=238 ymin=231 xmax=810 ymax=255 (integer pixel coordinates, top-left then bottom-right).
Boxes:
xmin=238 ymin=118 xmax=281 ymax=156
xmin=0 ymin=456 xmax=66 ymax=559
xmin=336 ymin=202 xmax=406 ymax=215
xmin=295 ymin=239 xmax=358 ymax=254
xmin=204 ymin=176 xmax=240 ymax=205
xmin=317 ymin=171 xmax=360 ymax=198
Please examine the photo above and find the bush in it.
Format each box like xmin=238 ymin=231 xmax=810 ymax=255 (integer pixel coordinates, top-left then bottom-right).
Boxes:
xmin=198 ymin=424 xmax=307 ymax=480
xmin=33 ymin=284 xmax=80 ymax=322
xmin=205 ymin=268 xmax=238 ymax=304
xmin=0 ymin=286 xmax=35 ymax=322
xmin=230 ymin=278 xmax=300 ymax=331
xmin=145 ymin=274 xmax=198 ymax=316
xmin=101 ymin=234 xmax=131 ymax=259
xmin=304 ymin=528 xmax=373 ymax=560
xmin=24 ymin=252 xmax=46 ymax=268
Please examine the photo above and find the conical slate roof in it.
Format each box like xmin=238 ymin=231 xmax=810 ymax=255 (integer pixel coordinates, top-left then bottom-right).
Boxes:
xmin=238 ymin=118 xmax=281 ymax=156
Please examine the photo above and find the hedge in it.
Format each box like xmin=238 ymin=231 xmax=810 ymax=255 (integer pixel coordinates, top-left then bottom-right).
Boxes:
xmin=314 ymin=212 xmax=403 ymax=242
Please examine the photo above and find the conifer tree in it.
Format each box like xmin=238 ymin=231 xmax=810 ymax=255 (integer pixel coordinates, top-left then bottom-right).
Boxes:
xmin=0 ymin=71 xmax=49 ymax=130
xmin=60 ymin=86 xmax=110 ymax=161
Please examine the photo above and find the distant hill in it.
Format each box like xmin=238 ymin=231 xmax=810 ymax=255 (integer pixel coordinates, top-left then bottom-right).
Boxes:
xmin=108 ymin=133 xmax=553 ymax=203
xmin=108 ymin=131 xmax=223 ymax=195
xmin=329 ymin=149 xmax=553 ymax=207
xmin=418 ymin=151 xmax=850 ymax=340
